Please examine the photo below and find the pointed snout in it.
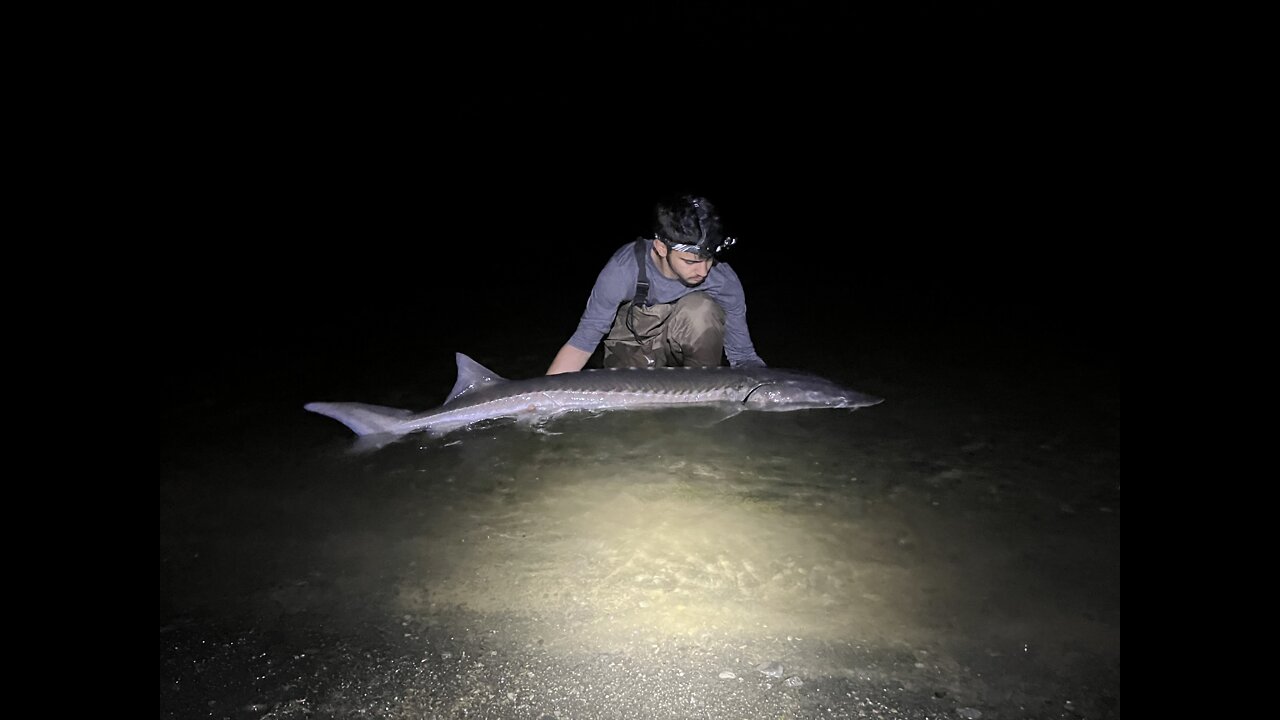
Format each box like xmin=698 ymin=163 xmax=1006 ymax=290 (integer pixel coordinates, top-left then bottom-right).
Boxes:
xmin=840 ymin=391 xmax=884 ymax=408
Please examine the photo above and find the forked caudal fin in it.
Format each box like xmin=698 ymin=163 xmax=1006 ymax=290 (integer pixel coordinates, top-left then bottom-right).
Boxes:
xmin=303 ymin=402 xmax=414 ymax=436
xmin=304 ymin=354 xmax=504 ymax=437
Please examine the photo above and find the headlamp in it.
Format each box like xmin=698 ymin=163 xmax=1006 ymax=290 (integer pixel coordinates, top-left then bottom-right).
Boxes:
xmin=656 ymin=233 xmax=737 ymax=258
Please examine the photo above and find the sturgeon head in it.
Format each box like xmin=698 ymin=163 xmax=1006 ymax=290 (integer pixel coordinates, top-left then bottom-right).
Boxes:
xmin=739 ymin=369 xmax=884 ymax=411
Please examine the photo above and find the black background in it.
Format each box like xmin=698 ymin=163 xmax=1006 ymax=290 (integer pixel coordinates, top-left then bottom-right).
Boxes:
xmin=162 ymin=2 xmax=1119 ymax=380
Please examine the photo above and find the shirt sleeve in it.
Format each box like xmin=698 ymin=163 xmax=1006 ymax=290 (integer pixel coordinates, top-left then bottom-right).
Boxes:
xmin=713 ymin=264 xmax=768 ymax=368
xmin=566 ymin=251 xmax=633 ymax=353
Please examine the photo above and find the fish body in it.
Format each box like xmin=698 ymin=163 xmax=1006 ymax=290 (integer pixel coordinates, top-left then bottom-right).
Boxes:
xmin=305 ymin=353 xmax=882 ymax=438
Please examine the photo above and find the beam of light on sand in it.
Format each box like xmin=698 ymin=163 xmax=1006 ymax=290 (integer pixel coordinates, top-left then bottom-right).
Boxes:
xmin=391 ymin=412 xmax=919 ymax=659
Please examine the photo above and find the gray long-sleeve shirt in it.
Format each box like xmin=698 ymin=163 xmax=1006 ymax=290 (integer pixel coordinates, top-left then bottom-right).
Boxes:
xmin=566 ymin=241 xmax=767 ymax=368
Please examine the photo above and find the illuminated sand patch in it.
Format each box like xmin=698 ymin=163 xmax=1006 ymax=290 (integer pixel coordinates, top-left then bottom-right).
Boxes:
xmin=395 ymin=461 xmax=922 ymax=657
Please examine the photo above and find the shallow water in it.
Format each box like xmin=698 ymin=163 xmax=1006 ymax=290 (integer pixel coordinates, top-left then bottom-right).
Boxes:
xmin=160 ymin=323 xmax=1119 ymax=718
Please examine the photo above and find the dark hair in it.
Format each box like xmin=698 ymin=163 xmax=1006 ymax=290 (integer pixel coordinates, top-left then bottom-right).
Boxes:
xmin=653 ymin=195 xmax=725 ymax=251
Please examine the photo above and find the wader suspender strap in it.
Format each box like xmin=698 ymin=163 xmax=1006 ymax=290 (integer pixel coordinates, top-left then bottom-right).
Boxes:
xmin=625 ymin=237 xmax=650 ymax=343
xmin=632 ymin=237 xmax=650 ymax=308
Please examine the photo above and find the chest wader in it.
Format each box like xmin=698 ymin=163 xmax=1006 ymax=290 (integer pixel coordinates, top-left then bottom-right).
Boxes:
xmin=602 ymin=238 xmax=727 ymax=369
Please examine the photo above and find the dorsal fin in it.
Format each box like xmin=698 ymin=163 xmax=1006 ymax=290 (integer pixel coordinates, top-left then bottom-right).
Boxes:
xmin=444 ymin=352 xmax=508 ymax=404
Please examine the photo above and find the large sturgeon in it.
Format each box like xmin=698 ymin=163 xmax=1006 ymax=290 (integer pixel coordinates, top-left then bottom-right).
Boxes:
xmin=305 ymin=352 xmax=882 ymax=439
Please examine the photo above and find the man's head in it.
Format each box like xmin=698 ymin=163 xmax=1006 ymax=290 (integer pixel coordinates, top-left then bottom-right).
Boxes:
xmin=650 ymin=195 xmax=737 ymax=287
xmin=652 ymin=195 xmax=736 ymax=259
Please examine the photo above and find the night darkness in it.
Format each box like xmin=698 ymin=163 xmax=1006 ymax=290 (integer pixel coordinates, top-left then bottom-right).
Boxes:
xmin=163 ymin=5 xmax=1119 ymax=718
xmin=168 ymin=1 xmax=1117 ymax=376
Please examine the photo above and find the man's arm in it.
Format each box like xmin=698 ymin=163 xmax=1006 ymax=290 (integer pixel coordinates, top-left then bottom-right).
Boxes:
xmin=547 ymin=244 xmax=634 ymax=374
xmin=546 ymin=343 xmax=594 ymax=375
xmin=713 ymin=263 xmax=767 ymax=368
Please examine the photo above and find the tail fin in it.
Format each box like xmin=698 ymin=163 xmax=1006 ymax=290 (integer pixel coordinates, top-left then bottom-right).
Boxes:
xmin=304 ymin=402 xmax=414 ymax=436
